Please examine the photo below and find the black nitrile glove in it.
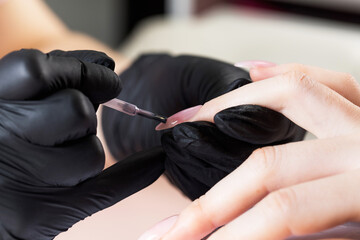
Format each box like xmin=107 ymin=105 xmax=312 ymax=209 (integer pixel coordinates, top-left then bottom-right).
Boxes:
xmin=101 ymin=53 xmax=305 ymax=200
xmin=0 ymin=49 xmax=165 ymax=240
xmin=102 ymin=54 xmax=251 ymax=160
xmin=162 ymin=105 xmax=305 ymax=200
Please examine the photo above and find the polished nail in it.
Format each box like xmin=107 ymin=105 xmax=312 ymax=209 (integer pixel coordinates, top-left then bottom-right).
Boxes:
xmin=138 ymin=215 xmax=179 ymax=240
xmin=155 ymin=105 xmax=202 ymax=131
xmin=234 ymin=60 xmax=276 ymax=68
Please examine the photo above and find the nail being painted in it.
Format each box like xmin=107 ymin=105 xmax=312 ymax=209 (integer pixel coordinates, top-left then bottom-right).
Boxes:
xmin=155 ymin=105 xmax=202 ymax=131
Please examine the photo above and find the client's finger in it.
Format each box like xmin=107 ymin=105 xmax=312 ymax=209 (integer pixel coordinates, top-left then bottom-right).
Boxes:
xmin=250 ymin=63 xmax=360 ymax=106
xmin=208 ymin=170 xmax=360 ymax=240
xmin=191 ymin=71 xmax=360 ymax=138
xmin=160 ymin=137 xmax=359 ymax=240
xmin=286 ymin=222 xmax=360 ymax=240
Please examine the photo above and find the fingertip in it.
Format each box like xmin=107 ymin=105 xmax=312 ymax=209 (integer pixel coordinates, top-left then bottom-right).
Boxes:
xmin=81 ymin=61 xmax=122 ymax=104
xmin=249 ymin=67 xmax=270 ymax=81
xmin=48 ymin=50 xmax=116 ymax=70
xmin=214 ymin=105 xmax=295 ymax=144
xmin=249 ymin=68 xmax=261 ymax=81
xmin=155 ymin=105 xmax=203 ymax=131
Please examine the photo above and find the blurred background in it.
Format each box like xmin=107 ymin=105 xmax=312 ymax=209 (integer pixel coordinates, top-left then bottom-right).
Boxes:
xmin=41 ymin=0 xmax=360 ymax=239
xmin=45 ymin=0 xmax=360 ymax=47
xmin=45 ymin=0 xmax=360 ymax=77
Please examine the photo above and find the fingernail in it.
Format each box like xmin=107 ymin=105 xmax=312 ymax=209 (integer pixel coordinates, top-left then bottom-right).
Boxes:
xmin=234 ymin=60 xmax=276 ymax=68
xmin=138 ymin=215 xmax=178 ymax=240
xmin=155 ymin=105 xmax=202 ymax=131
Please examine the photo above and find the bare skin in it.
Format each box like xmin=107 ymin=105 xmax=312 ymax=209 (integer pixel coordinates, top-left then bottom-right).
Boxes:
xmin=0 ymin=0 xmax=130 ymax=73
xmin=141 ymin=64 xmax=360 ymax=240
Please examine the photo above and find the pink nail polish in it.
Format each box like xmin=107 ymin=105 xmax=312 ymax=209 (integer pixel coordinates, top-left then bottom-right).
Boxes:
xmin=138 ymin=215 xmax=178 ymax=240
xmin=234 ymin=60 xmax=276 ymax=68
xmin=155 ymin=105 xmax=202 ymax=131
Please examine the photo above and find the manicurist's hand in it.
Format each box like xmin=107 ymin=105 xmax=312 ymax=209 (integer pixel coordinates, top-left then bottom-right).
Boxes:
xmin=101 ymin=54 xmax=251 ymax=160
xmin=139 ymin=63 xmax=360 ymax=240
xmin=0 ymin=49 xmax=165 ymax=240
xmin=102 ymin=55 xmax=305 ymax=201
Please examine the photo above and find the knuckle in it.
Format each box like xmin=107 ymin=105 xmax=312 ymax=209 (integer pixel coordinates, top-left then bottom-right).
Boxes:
xmin=202 ymin=101 xmax=212 ymax=113
xmin=264 ymin=188 xmax=308 ymax=235
xmin=21 ymin=50 xmax=47 ymax=80
xmin=342 ymin=73 xmax=358 ymax=89
xmin=287 ymin=63 xmax=308 ymax=74
xmin=247 ymin=146 xmax=285 ymax=192
xmin=194 ymin=195 xmax=219 ymax=229
xmin=19 ymin=50 xmax=50 ymax=95
xmin=248 ymin=147 xmax=279 ymax=179
xmin=282 ymin=71 xmax=315 ymax=95
xmin=63 ymin=89 xmax=96 ymax=128
xmin=264 ymin=188 xmax=298 ymax=222
xmin=201 ymin=101 xmax=209 ymax=111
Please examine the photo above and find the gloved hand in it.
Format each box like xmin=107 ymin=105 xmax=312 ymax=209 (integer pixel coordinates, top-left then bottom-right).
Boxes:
xmin=101 ymin=54 xmax=251 ymax=160
xmin=101 ymin=53 xmax=305 ymax=200
xmin=162 ymin=105 xmax=305 ymax=200
xmin=0 ymin=49 xmax=165 ymax=240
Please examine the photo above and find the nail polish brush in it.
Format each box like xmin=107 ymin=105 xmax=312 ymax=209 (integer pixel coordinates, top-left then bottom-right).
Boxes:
xmin=103 ymin=99 xmax=167 ymax=123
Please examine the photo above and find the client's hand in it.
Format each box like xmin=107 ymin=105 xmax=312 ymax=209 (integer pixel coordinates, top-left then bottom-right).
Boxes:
xmin=101 ymin=54 xmax=251 ymax=160
xmin=101 ymin=55 xmax=305 ymax=200
xmin=139 ymin=64 xmax=360 ymax=240
xmin=0 ymin=49 xmax=165 ymax=240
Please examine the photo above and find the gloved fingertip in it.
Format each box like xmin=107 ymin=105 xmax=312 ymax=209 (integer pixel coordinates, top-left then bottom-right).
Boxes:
xmin=214 ymin=105 xmax=302 ymax=144
xmin=226 ymin=78 xmax=252 ymax=91
xmin=80 ymin=61 xmax=122 ymax=104
xmin=171 ymin=122 xmax=210 ymax=142
xmin=214 ymin=105 xmax=271 ymax=142
xmin=214 ymin=78 xmax=252 ymax=98
xmin=48 ymin=50 xmax=116 ymax=70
